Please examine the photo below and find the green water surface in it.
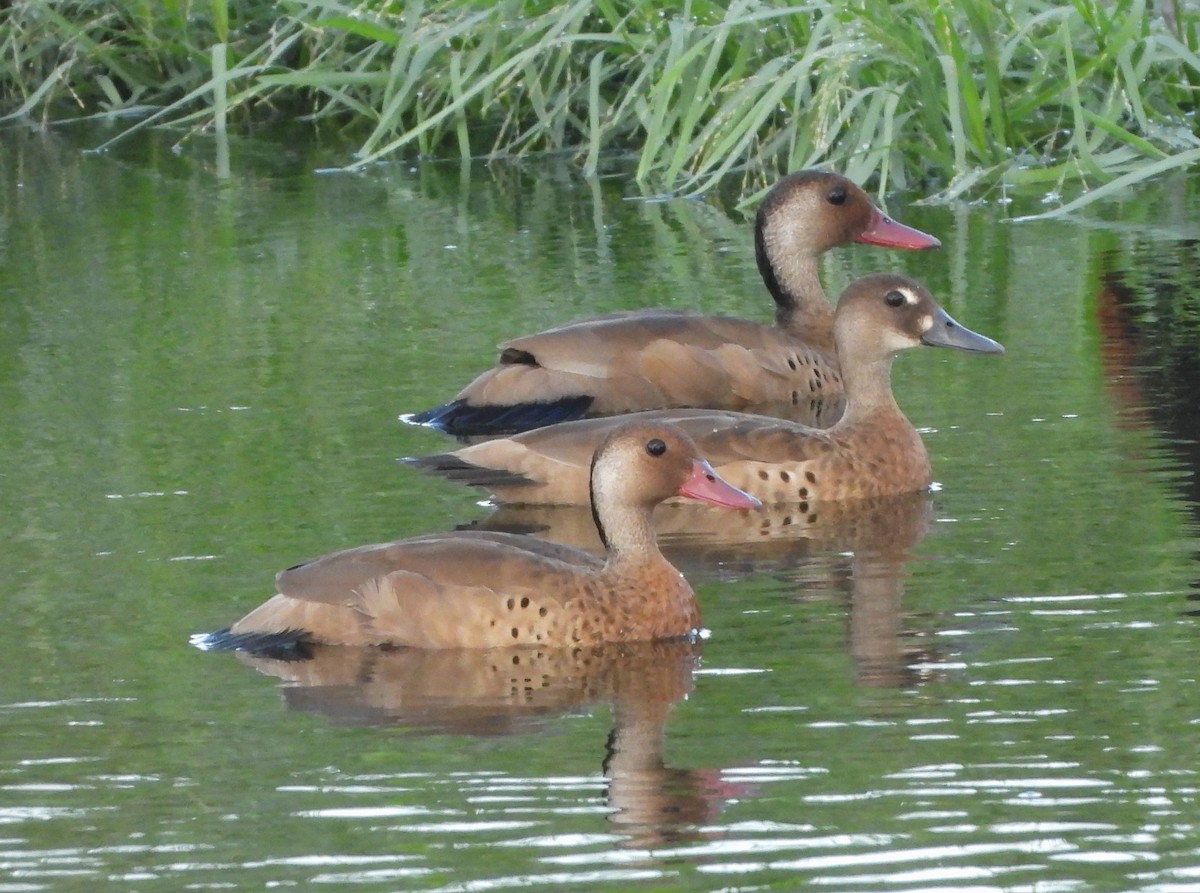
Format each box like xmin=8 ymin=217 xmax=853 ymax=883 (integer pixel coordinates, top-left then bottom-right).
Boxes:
xmin=0 ymin=125 xmax=1197 ymax=891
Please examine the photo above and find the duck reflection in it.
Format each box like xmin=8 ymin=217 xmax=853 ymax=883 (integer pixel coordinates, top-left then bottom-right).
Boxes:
xmin=233 ymin=638 xmax=745 ymax=847
xmin=1096 ymin=250 xmax=1200 ymax=608
xmin=468 ymin=490 xmax=941 ymax=689
xmin=1095 ymin=249 xmax=1200 ymax=464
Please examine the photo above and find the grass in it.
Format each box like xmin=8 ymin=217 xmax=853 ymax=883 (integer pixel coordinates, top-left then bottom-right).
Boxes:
xmin=3 ymin=0 xmax=1200 ymax=205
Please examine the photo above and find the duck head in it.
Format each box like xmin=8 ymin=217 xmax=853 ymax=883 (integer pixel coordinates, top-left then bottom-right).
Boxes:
xmin=589 ymin=422 xmax=762 ymax=514
xmin=833 ymin=273 xmax=1005 ymax=362
xmin=756 ymin=170 xmax=942 ymax=262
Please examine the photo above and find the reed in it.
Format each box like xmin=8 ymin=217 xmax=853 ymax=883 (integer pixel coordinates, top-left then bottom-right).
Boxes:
xmin=2 ymin=0 xmax=1198 ymax=204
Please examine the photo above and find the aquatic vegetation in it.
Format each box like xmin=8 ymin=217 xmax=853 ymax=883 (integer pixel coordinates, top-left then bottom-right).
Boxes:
xmin=3 ymin=0 xmax=1199 ymax=203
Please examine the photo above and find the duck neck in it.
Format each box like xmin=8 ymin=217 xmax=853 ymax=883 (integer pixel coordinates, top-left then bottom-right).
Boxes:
xmin=837 ymin=353 xmax=905 ymax=427
xmin=590 ymin=470 xmax=667 ymax=568
xmin=755 ymin=219 xmax=836 ymax=349
xmin=591 ymin=497 xmax=663 ymax=570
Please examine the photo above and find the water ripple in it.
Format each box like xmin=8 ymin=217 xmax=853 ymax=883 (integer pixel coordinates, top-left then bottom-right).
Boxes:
xmin=697 ymin=839 xmax=1076 ymax=873
xmin=295 ymin=805 xmax=451 ymax=819
xmin=428 ymin=869 xmax=667 ymax=891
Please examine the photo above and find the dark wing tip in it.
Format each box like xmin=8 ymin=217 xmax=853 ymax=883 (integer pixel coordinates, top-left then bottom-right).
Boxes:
xmin=190 ymin=627 xmax=315 ymax=661
xmin=403 ymin=396 xmax=595 ymax=436
xmin=402 ymin=453 xmax=536 ymax=490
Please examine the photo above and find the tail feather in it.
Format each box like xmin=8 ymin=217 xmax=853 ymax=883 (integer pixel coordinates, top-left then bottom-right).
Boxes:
xmin=402 ymin=453 xmax=535 ymax=490
xmin=190 ymin=627 xmax=315 ymax=661
xmin=403 ymin=396 xmax=594 ymax=436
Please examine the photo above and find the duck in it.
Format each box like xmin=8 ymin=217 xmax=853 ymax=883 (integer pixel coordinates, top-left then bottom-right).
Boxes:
xmin=406 ymin=273 xmax=1004 ymax=506
xmin=192 ymin=421 xmax=761 ymax=652
xmin=406 ymin=170 xmax=941 ymax=437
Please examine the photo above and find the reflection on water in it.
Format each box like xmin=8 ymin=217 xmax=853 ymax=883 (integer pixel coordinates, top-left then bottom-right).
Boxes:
xmin=233 ymin=639 xmax=743 ymax=848
xmin=1096 ymin=241 xmax=1200 ymax=603
xmin=209 ymin=490 xmax=953 ymax=859
xmin=469 ymin=491 xmax=931 ymax=567
xmin=236 ymin=639 xmax=698 ymax=733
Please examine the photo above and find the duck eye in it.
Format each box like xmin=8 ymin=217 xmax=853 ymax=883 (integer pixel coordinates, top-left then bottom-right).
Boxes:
xmin=885 ymin=290 xmax=906 ymax=307
xmin=646 ymin=438 xmax=667 ymax=457
xmin=826 ymin=186 xmax=847 ymax=206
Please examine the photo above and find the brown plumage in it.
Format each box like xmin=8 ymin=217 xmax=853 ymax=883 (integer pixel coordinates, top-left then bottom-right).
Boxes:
xmin=407 ymin=170 xmax=940 ymax=436
xmin=193 ymin=422 xmax=760 ymax=651
xmin=407 ymin=274 xmax=1004 ymax=506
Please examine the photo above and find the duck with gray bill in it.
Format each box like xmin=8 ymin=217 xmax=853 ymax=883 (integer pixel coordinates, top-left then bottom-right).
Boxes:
xmin=405 ymin=273 xmax=1003 ymax=506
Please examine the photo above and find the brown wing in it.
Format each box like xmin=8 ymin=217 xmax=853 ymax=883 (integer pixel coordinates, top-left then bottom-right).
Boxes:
xmin=460 ymin=313 xmax=840 ymax=415
xmin=225 ymin=534 xmax=608 ymax=648
xmin=353 ymin=570 xmax=579 ymax=648
xmin=444 ymin=409 xmax=839 ymax=505
xmin=275 ymin=532 xmax=603 ymax=605
xmin=442 ymin=407 xmax=932 ymax=505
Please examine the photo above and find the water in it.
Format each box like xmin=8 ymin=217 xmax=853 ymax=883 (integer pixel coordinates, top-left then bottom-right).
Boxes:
xmin=1 ymin=124 xmax=1198 ymax=891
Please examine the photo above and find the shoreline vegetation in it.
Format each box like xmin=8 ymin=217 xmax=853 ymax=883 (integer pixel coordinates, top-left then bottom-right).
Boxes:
xmin=3 ymin=1 xmax=1200 ymax=205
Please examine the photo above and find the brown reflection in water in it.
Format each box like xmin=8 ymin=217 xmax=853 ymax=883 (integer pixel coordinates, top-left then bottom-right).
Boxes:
xmin=234 ymin=638 xmax=746 ymax=847
xmin=1096 ymin=245 xmax=1200 ymax=447
xmin=1099 ymin=247 xmax=1200 ymax=602
xmin=1096 ymin=275 xmax=1155 ymax=433
xmin=470 ymin=491 xmax=942 ymax=690
xmin=1096 ymin=246 xmax=1200 ymax=607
